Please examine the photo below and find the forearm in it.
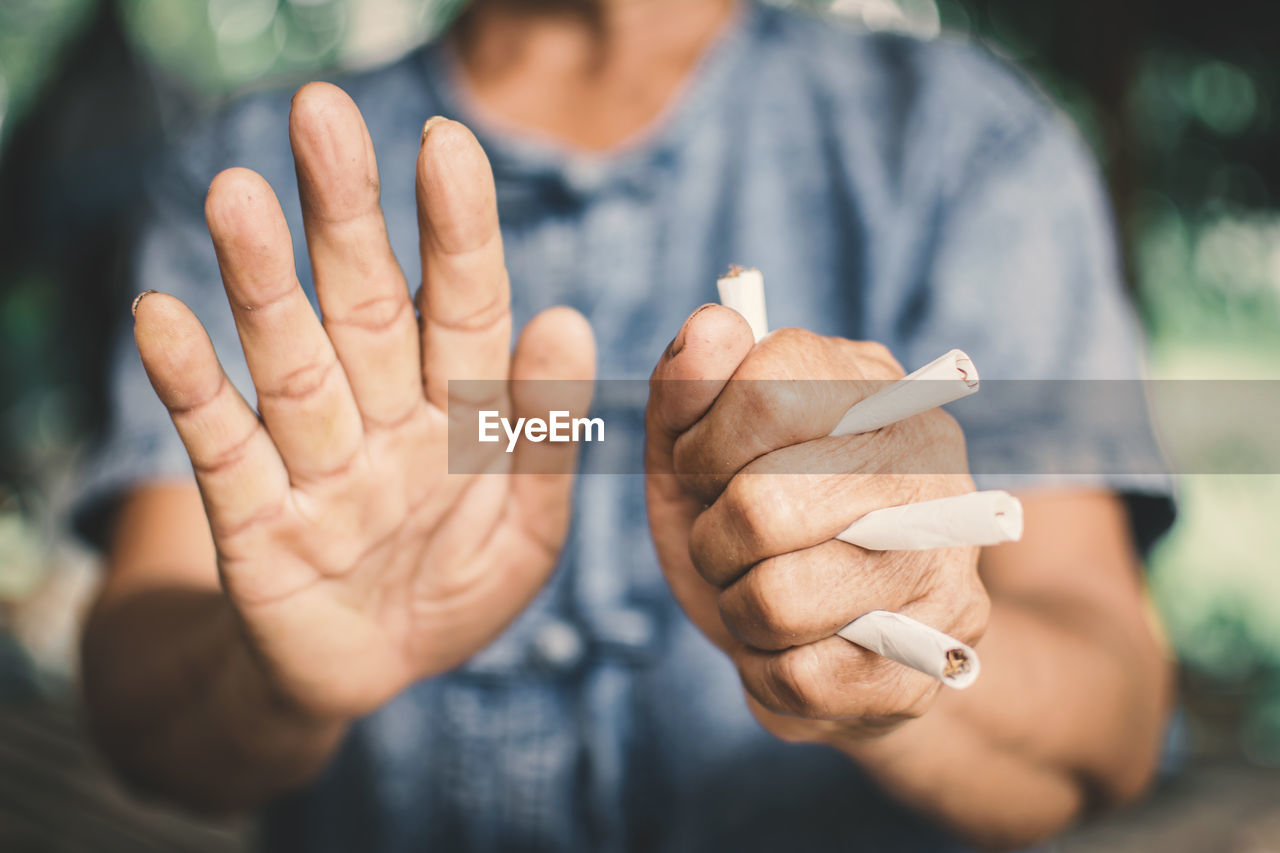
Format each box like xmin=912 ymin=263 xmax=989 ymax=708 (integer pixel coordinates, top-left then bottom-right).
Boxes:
xmin=836 ymin=591 xmax=1172 ymax=850
xmin=81 ymin=583 xmax=347 ymax=813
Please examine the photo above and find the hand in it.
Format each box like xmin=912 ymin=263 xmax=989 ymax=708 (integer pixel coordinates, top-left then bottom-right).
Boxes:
xmin=644 ymin=306 xmax=988 ymax=744
xmin=132 ymin=84 xmax=595 ymax=721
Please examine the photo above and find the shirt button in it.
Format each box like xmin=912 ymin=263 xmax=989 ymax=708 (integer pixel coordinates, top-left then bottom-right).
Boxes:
xmin=596 ymin=607 xmax=657 ymax=651
xmin=531 ymin=618 xmax=586 ymax=671
xmin=563 ymin=159 xmax=607 ymax=196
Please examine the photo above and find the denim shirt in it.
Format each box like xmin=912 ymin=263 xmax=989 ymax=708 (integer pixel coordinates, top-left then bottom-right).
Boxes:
xmin=75 ymin=3 xmax=1171 ymax=850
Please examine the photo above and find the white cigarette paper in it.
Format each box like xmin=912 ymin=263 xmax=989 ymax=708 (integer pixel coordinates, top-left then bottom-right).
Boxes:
xmin=714 ymin=267 xmax=1011 ymax=689
xmin=716 ymin=267 xmax=769 ymax=343
xmin=829 ymin=349 xmax=980 ymax=436
xmin=836 ymin=490 xmax=1024 ymax=551
xmin=837 ymin=610 xmax=981 ymax=689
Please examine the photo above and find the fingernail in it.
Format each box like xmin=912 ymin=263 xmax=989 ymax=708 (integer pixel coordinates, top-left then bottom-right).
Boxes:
xmin=131 ymin=290 xmax=157 ymax=318
xmin=421 ymin=115 xmax=448 ymax=145
xmin=667 ymin=303 xmax=716 ymax=359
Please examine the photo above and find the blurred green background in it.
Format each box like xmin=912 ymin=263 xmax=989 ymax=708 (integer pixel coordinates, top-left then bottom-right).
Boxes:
xmin=0 ymin=0 xmax=1278 ymax=848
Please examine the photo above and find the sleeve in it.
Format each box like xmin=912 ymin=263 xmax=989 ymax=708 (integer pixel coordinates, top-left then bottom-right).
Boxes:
xmin=891 ymin=57 xmax=1175 ymax=554
xmin=68 ymin=114 xmax=262 ymax=549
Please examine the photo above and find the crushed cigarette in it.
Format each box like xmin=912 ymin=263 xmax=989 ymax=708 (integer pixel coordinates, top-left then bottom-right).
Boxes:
xmin=836 ymin=490 xmax=1024 ymax=551
xmin=714 ymin=267 xmax=1025 ymax=689
xmin=829 ymin=349 xmax=980 ymax=437
xmin=837 ymin=610 xmax=981 ymax=689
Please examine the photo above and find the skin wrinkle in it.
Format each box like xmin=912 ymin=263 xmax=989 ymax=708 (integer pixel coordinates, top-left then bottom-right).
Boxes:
xmin=421 ymin=279 xmax=511 ymax=333
xmin=309 ymin=240 xmax=402 ymax=292
xmin=164 ymin=369 xmax=229 ymax=418
xmin=296 ymin=185 xmax=384 ymax=227
xmin=285 ymin=446 xmax=364 ymax=487
xmin=229 ymin=279 xmax=310 ymax=319
xmin=357 ymin=399 xmax=430 ymax=434
xmin=185 ymin=422 xmax=263 ymax=477
xmin=256 ymin=355 xmax=343 ymax=403
xmin=323 ymin=293 xmax=413 ymax=335
xmin=207 ymin=499 xmax=289 ymax=548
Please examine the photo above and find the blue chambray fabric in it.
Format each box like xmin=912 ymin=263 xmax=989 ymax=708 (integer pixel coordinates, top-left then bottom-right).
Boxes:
xmin=73 ymin=2 xmax=1172 ymax=850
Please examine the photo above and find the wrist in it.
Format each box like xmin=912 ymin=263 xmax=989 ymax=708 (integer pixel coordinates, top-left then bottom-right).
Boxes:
xmin=220 ymin=636 xmax=351 ymax=762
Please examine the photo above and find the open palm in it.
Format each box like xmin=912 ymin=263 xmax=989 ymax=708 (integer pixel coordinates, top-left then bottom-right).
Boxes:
xmin=132 ymin=83 xmax=595 ymax=720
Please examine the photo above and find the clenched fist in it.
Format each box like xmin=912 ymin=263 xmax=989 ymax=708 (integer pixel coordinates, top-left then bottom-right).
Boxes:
xmin=645 ymin=305 xmax=990 ymax=743
xmin=132 ymin=84 xmax=595 ymax=721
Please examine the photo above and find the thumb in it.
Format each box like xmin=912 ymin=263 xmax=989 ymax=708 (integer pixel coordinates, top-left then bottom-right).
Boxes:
xmin=646 ymin=303 xmax=756 ymax=452
xmin=506 ymin=306 xmax=597 ymax=545
xmin=645 ymin=304 xmax=754 ymax=649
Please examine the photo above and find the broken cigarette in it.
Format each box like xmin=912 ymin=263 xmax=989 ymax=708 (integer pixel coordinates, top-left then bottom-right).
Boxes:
xmin=715 ymin=266 xmax=1023 ymax=689
xmin=716 ymin=266 xmax=769 ymax=343
xmin=716 ymin=267 xmax=979 ymax=434
xmin=836 ymin=490 xmax=1024 ymax=551
xmin=830 ymin=349 xmax=980 ymax=436
xmin=837 ymin=610 xmax=980 ymax=688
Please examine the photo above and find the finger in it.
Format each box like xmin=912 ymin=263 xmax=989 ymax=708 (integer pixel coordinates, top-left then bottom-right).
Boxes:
xmin=688 ymin=465 xmax=918 ymax=588
xmin=416 ymin=118 xmax=512 ymax=409
xmin=644 ymin=304 xmax=755 ymax=649
xmin=133 ymin=292 xmax=289 ymax=540
xmin=290 ymin=83 xmax=422 ymax=428
xmin=717 ymin=540 xmax=923 ymax=651
xmin=501 ymin=307 xmax=597 ymax=552
xmin=672 ymin=332 xmax=905 ymax=505
xmin=206 ymin=167 xmax=364 ymax=482
xmin=688 ymin=421 xmax=972 ymax=587
xmin=718 ymin=539 xmax=987 ymax=651
xmin=734 ymin=637 xmax=939 ymax=721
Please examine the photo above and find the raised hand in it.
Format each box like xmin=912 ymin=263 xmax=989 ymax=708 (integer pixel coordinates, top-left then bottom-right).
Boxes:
xmin=132 ymin=83 xmax=595 ymax=721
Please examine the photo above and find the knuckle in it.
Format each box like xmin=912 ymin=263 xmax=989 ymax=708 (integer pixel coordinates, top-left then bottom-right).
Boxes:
xmin=768 ymin=326 xmax=819 ymax=350
xmin=857 ymin=339 xmax=893 ymax=361
xmin=676 ymin=470 xmax=723 ymax=508
xmin=722 ymin=475 xmax=784 ymax=555
xmin=671 ymin=430 xmax=711 ymax=479
xmin=686 ymin=512 xmax=721 ymax=583
xmin=918 ymin=557 xmax=989 ymax=644
xmin=846 ymin=340 xmax=903 ymax=379
xmin=723 ymin=559 xmax=808 ymax=650
xmin=735 ymin=330 xmax=848 ymax=447
xmin=768 ymin=646 xmax=830 ymax=717
xmin=920 ymin=409 xmax=966 ymax=449
xmin=741 ymin=327 xmax=819 ymax=380
xmin=738 ymin=379 xmax=802 ymax=445
xmin=883 ymin=415 xmax=968 ymax=477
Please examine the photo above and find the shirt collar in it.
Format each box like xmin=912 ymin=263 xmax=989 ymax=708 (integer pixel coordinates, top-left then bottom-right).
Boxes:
xmin=416 ymin=1 xmax=762 ymax=205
